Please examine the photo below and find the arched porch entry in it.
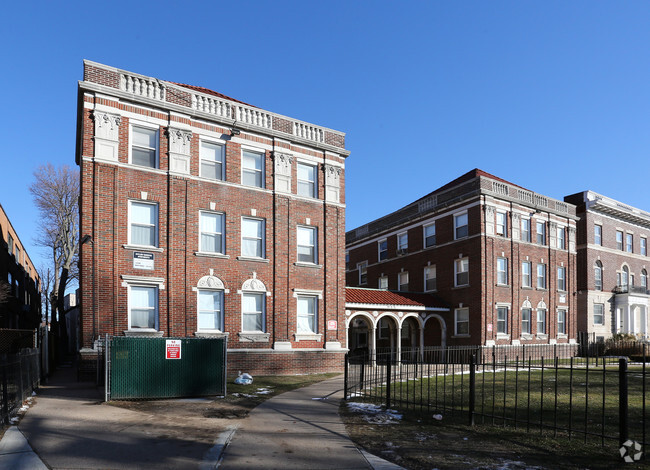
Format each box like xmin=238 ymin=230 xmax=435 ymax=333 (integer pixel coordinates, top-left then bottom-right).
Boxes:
xmin=423 ymin=313 xmax=447 ymax=348
xmin=347 ymin=312 xmax=372 ymax=362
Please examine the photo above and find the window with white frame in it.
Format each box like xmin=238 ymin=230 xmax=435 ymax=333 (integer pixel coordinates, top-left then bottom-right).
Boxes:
xmin=242 ymin=149 xmax=264 ymax=188
xmin=455 ymin=308 xmax=469 ymax=335
xmin=378 ymin=276 xmax=388 ymax=289
xmin=521 ymin=308 xmax=531 ymax=334
xmin=557 ymin=309 xmax=566 ymax=335
xmin=593 ymin=303 xmax=604 ymax=325
xmin=7 ymin=234 xmax=13 ymax=255
xmin=557 ymin=227 xmax=566 ymax=250
xmin=378 ymin=317 xmax=390 ymax=339
xmin=297 ymin=295 xmax=317 ymax=334
xmin=536 ymin=309 xmax=546 ymax=334
xmin=378 ymin=239 xmax=388 ymax=261
xmin=131 ymin=125 xmax=158 ymax=168
xmin=594 ymin=225 xmax=602 ymax=245
xmin=297 ymin=226 xmax=317 ymax=264
xmin=241 ymin=217 xmax=265 ymax=258
xmin=595 ymin=261 xmax=603 ymax=291
xmin=199 ymin=211 xmax=224 ymax=254
xmin=642 ymin=237 xmax=647 ymax=256
xmin=626 ymin=233 xmax=633 ymax=253
xmin=128 ymin=285 xmax=158 ymax=330
xmin=297 ymin=162 xmax=317 ymax=198
xmin=497 ymin=257 xmax=508 ymax=285
xmin=557 ymin=266 xmax=566 ymax=291
xmin=536 ymin=221 xmax=546 ymax=245
xmin=522 ymin=261 xmax=532 ymax=288
xmin=397 ymin=232 xmax=408 ymax=252
xmin=455 ymin=213 xmax=468 ymax=239
xmin=398 ymin=272 xmax=409 ymax=291
xmin=496 ymin=212 xmax=507 ymax=237
xmin=358 ymin=261 xmax=368 ymax=285
xmin=642 ymin=269 xmax=648 ymax=289
xmin=15 ymin=246 xmax=21 ymax=266
xmin=619 ymin=265 xmax=630 ymax=288
xmin=129 ymin=201 xmax=158 ymax=247
xmin=616 ymin=230 xmax=623 ymax=250
xmin=424 ymin=223 xmax=436 ymax=247
xmin=496 ymin=306 xmax=508 ymax=334
xmin=424 ymin=265 xmax=436 ymax=291
xmin=521 ymin=218 xmax=531 ymax=242
xmin=200 ymin=140 xmax=224 ymax=180
xmin=536 ymin=263 xmax=546 ymax=289
xmin=455 ymin=257 xmax=469 ymax=286
xmin=197 ymin=289 xmax=224 ymax=331
xmin=242 ymin=292 xmax=265 ymax=332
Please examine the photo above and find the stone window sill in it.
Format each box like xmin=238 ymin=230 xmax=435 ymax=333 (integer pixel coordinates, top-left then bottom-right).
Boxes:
xmin=195 ymin=252 xmax=230 ymax=259
xmin=124 ymin=329 xmax=164 ymax=337
xmin=123 ymin=244 xmax=164 ymax=253
xmin=238 ymin=332 xmax=270 ymax=343
xmin=294 ymin=333 xmax=322 ymax=342
xmin=236 ymin=256 xmax=270 ymax=263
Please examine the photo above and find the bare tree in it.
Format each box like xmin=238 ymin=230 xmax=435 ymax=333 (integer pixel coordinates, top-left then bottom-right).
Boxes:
xmin=29 ymin=164 xmax=80 ymax=352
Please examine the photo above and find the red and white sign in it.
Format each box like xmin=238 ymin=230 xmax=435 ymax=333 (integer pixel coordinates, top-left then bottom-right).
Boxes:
xmin=166 ymin=340 xmax=182 ymax=359
xmin=327 ymin=320 xmax=338 ymax=331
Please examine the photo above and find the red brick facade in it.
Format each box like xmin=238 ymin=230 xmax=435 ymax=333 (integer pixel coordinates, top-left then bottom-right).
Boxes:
xmin=76 ymin=61 xmax=349 ymax=375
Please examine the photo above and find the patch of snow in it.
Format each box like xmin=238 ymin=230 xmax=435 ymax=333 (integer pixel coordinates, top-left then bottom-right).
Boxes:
xmin=346 ymin=402 xmax=402 ymax=424
xmin=433 ymin=414 xmax=443 ymax=420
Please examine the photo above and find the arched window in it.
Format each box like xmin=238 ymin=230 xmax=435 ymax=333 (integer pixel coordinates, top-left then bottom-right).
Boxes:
xmin=622 ymin=266 xmax=630 ymax=289
xmin=641 ymin=269 xmax=648 ymax=289
xmin=194 ymin=271 xmax=228 ymax=332
xmin=239 ymin=272 xmax=269 ymax=335
xmin=594 ymin=261 xmax=603 ymax=291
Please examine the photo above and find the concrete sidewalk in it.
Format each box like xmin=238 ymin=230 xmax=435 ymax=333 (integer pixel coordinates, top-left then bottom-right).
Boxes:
xmin=218 ymin=376 xmax=403 ymax=470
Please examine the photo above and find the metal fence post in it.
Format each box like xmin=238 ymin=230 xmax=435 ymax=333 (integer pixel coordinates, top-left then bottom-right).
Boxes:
xmin=619 ymin=358 xmax=629 ymax=447
xmin=343 ymin=353 xmax=348 ymax=400
xmin=386 ymin=358 xmax=392 ymax=409
xmin=1 ymin=366 xmax=7 ymax=425
xmin=359 ymin=359 xmax=365 ymax=391
xmin=469 ymin=354 xmax=476 ymax=426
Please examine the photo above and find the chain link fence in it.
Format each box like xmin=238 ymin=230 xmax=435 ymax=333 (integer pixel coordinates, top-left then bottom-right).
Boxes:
xmin=0 ymin=349 xmax=40 ymax=424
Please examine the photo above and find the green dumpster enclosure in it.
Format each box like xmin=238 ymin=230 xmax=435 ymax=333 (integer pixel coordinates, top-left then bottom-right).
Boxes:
xmin=106 ymin=336 xmax=227 ymax=400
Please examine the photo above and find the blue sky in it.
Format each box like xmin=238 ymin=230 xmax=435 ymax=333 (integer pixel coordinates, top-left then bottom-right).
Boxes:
xmin=2 ymin=1 xmax=650 ymax=277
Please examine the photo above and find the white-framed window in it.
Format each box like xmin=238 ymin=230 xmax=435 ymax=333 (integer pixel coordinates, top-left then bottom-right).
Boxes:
xmin=521 ymin=218 xmax=531 ymax=242
xmin=131 ymin=124 xmax=158 ymax=168
xmin=594 ymin=225 xmax=602 ymax=245
xmin=496 ymin=257 xmax=508 ymax=285
xmin=521 ymin=308 xmax=531 ymax=334
xmin=378 ymin=276 xmax=388 ymax=289
xmin=378 ymin=239 xmax=388 ymax=261
xmin=496 ymin=306 xmax=508 ymax=334
xmin=454 ymin=212 xmax=468 ymax=239
xmin=536 ymin=309 xmax=546 ymax=334
xmin=199 ymin=211 xmax=225 ymax=254
xmin=242 ymin=148 xmax=264 ymax=188
xmin=642 ymin=269 xmax=648 ymax=289
xmin=241 ymin=217 xmax=265 ymax=258
xmin=424 ymin=223 xmax=436 ymax=247
xmin=297 ymin=226 xmax=317 ymax=264
xmin=200 ymin=140 xmax=224 ymax=180
xmin=557 ymin=266 xmax=566 ymax=291
xmin=557 ymin=227 xmax=566 ymax=250
xmin=297 ymin=162 xmax=317 ymax=198
xmin=296 ymin=295 xmax=317 ymax=334
xmin=398 ymin=272 xmax=409 ymax=291
xmin=128 ymin=284 xmax=158 ymax=330
xmin=593 ymin=303 xmax=604 ymax=325
xmin=557 ymin=309 xmax=566 ymax=335
xmin=378 ymin=317 xmax=390 ymax=339
xmin=642 ymin=237 xmax=647 ymax=256
xmin=522 ymin=261 xmax=532 ymax=288
xmin=7 ymin=234 xmax=13 ymax=255
xmin=619 ymin=265 xmax=630 ymax=288
xmin=455 ymin=308 xmax=469 ymax=336
xmin=15 ymin=246 xmax=21 ymax=266
xmin=626 ymin=233 xmax=633 ymax=253
xmin=536 ymin=263 xmax=546 ymax=289
xmin=197 ymin=289 xmax=224 ymax=331
xmin=536 ymin=221 xmax=546 ymax=245
xmin=595 ymin=261 xmax=603 ymax=291
xmin=616 ymin=230 xmax=623 ymax=250
xmin=496 ymin=212 xmax=507 ymax=237
xmin=358 ymin=261 xmax=368 ymax=285
xmin=129 ymin=201 xmax=158 ymax=248
xmin=424 ymin=265 xmax=436 ymax=291
xmin=455 ymin=257 xmax=469 ymax=286
xmin=242 ymin=292 xmax=265 ymax=332
xmin=397 ymin=232 xmax=408 ymax=254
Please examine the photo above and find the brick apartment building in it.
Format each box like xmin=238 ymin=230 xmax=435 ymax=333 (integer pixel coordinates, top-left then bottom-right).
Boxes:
xmin=75 ymin=61 xmax=348 ymax=374
xmin=0 ymin=203 xmax=41 ymax=330
xmin=346 ymin=169 xmax=578 ymax=350
xmin=565 ymin=191 xmax=650 ymax=341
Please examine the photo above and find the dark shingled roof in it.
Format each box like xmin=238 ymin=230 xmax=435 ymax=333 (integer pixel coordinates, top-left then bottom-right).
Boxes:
xmin=346 ymin=288 xmax=448 ymax=310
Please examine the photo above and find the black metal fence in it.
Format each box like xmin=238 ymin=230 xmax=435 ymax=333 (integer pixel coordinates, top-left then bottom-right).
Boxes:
xmin=344 ymin=344 xmax=649 ymax=456
xmin=0 ymin=349 xmax=40 ymax=424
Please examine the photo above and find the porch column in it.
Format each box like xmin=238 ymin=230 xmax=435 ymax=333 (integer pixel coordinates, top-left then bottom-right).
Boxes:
xmin=396 ymin=324 xmax=402 ymax=370
xmin=370 ymin=321 xmax=377 ymax=367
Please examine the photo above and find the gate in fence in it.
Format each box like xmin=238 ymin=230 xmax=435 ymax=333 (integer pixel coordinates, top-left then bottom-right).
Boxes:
xmin=105 ymin=336 xmax=226 ymax=400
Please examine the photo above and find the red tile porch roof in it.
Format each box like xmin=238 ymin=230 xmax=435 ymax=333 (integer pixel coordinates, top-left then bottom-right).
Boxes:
xmin=345 ymin=287 xmax=448 ymax=310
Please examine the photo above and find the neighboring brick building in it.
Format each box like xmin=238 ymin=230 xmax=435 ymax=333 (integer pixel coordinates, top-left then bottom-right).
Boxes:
xmin=75 ymin=61 xmax=349 ymax=375
xmin=346 ymin=169 xmax=578 ymax=348
xmin=565 ymin=191 xmax=650 ymax=341
xmin=0 ymin=203 xmax=41 ymax=330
